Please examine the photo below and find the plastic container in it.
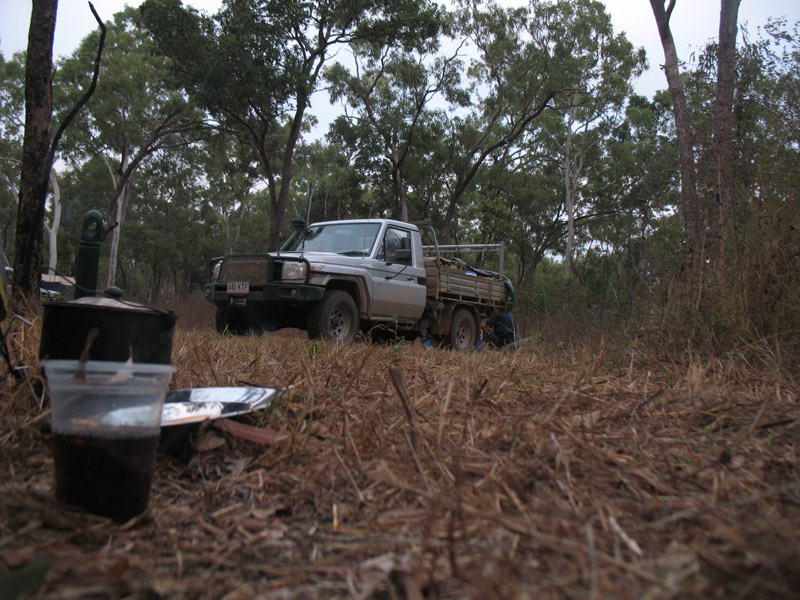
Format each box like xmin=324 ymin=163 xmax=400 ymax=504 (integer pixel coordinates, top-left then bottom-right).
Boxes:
xmin=41 ymin=359 xmax=175 ymax=521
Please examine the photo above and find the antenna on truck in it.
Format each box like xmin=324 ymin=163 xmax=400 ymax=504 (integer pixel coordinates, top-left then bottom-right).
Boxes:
xmin=298 ymin=217 xmax=306 ymax=258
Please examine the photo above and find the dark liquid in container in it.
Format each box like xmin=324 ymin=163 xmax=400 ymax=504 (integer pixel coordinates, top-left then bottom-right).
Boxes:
xmin=53 ymin=430 xmax=159 ymax=522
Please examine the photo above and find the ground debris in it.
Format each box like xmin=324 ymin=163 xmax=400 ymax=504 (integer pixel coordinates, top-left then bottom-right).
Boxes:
xmin=2 ymin=327 xmax=799 ymax=598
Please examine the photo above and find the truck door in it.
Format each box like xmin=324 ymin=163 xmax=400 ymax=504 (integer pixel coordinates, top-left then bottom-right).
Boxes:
xmin=368 ymin=227 xmax=426 ymax=321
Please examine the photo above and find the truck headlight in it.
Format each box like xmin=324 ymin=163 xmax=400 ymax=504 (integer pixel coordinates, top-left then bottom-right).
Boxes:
xmin=212 ymin=261 xmax=222 ymax=280
xmin=281 ymin=261 xmax=307 ymax=281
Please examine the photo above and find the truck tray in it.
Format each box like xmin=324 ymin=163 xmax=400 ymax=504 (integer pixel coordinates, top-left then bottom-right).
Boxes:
xmin=424 ymin=257 xmax=508 ymax=309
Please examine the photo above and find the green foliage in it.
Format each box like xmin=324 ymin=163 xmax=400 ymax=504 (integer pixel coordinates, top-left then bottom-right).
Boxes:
xmin=126 ymin=144 xmax=221 ymax=296
xmin=141 ymin=0 xmax=442 ymax=250
xmin=0 ymin=52 xmax=25 ymax=149
xmin=55 ymin=6 xmax=199 ymax=163
xmin=324 ymin=18 xmax=455 ymax=220
xmin=288 ymin=140 xmax=370 ymax=224
xmin=0 ymin=52 xmax=26 ymax=251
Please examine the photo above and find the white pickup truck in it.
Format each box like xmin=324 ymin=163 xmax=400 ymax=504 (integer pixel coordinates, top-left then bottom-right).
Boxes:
xmin=203 ymin=218 xmax=514 ymax=350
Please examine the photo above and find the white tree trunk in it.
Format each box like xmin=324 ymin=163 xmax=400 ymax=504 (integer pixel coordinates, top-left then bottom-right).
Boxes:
xmin=45 ymin=167 xmax=61 ymax=274
xmin=105 ymin=153 xmax=129 ymax=289
xmin=233 ymin=187 xmax=251 ymax=252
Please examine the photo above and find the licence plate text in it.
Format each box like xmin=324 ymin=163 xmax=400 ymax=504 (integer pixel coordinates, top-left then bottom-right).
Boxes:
xmin=227 ymin=282 xmax=249 ymax=295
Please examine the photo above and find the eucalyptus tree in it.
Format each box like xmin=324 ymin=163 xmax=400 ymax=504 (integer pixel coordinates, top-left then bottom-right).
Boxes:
xmin=678 ymin=21 xmax=800 ymax=346
xmin=712 ymin=0 xmax=742 ymax=262
xmin=325 ymin=115 xmax=399 ymax=220
xmin=433 ymin=0 xmax=639 ymax=243
xmin=579 ymin=94 xmax=680 ymax=303
xmin=530 ymin=0 xmax=645 ymax=280
xmin=433 ymin=0 xmax=559 ymax=241
xmin=56 ymin=6 xmax=203 ymax=290
xmin=735 ymin=21 xmax=800 ymax=344
xmin=733 ymin=20 xmax=800 ymax=205
xmin=649 ymin=0 xmax=701 ymax=267
xmin=469 ymin=140 xmax=567 ymax=289
xmin=123 ymin=143 xmax=212 ymax=298
xmin=141 ymin=0 xmax=441 ymax=251
xmin=433 ymin=0 xmax=644 ymax=285
xmin=649 ymin=0 xmax=743 ymax=270
xmin=13 ymin=0 xmax=105 ymax=302
xmin=199 ymin=135 xmax=263 ymax=255
xmin=684 ymin=18 xmax=798 ymax=239
xmin=289 ymin=139 xmax=367 ymax=223
xmin=1 ymin=52 xmax=67 ymax=274
xmin=12 ymin=0 xmax=58 ymax=303
xmin=325 ymin=24 xmax=464 ymax=222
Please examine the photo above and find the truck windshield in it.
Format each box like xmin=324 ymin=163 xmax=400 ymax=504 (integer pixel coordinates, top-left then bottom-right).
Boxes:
xmin=289 ymin=223 xmax=382 ymax=256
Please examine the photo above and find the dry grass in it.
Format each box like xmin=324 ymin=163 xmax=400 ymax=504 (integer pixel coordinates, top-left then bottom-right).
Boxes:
xmin=1 ymin=303 xmax=799 ymax=599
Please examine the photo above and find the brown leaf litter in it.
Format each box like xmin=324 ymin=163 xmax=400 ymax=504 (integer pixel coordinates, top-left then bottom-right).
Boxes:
xmin=1 ymin=324 xmax=799 ymax=599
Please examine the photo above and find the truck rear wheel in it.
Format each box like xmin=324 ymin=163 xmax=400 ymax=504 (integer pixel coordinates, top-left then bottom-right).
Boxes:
xmin=448 ymin=308 xmax=476 ymax=351
xmin=307 ymin=290 xmax=358 ymax=342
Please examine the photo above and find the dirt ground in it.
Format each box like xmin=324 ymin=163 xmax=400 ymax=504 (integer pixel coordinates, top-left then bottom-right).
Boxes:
xmin=2 ymin=322 xmax=799 ymax=599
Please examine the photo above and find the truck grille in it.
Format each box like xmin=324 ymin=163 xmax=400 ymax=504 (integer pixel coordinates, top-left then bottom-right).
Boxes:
xmin=219 ymin=256 xmax=270 ymax=282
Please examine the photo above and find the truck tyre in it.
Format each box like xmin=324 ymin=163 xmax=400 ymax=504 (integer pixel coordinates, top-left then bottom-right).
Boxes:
xmin=215 ymin=306 xmax=229 ymax=334
xmin=307 ymin=290 xmax=358 ymax=342
xmin=448 ymin=308 xmax=476 ymax=351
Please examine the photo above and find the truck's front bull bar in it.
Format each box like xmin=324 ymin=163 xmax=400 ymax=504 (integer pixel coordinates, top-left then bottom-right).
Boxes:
xmin=204 ymin=282 xmax=325 ymax=306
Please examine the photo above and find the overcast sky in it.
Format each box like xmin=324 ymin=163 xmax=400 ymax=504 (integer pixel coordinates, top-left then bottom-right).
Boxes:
xmin=1 ymin=0 xmax=798 ymax=126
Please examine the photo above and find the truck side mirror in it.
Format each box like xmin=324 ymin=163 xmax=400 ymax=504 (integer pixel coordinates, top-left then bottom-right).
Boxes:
xmin=391 ymin=248 xmax=412 ymax=263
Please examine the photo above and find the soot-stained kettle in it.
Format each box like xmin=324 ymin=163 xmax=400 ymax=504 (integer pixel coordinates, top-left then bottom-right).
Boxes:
xmin=39 ymin=286 xmax=177 ymax=365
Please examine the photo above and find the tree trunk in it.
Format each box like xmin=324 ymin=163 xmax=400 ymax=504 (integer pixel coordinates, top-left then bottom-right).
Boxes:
xmin=13 ymin=0 xmax=58 ymax=304
xmin=46 ymin=166 xmax=61 ymax=273
xmin=712 ymin=0 xmax=741 ymax=264
xmin=649 ymin=0 xmax=701 ymax=268
xmin=267 ymin=90 xmax=308 ymax=251
xmin=105 ymin=154 xmax=131 ymax=289
xmin=391 ymin=145 xmax=409 ymax=222
xmin=233 ymin=186 xmax=251 ymax=252
xmin=224 ymin=212 xmax=232 ymax=255
xmin=563 ymin=100 xmax=576 ymax=282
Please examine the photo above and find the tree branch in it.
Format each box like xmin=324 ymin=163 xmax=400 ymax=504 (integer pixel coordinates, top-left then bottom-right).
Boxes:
xmin=47 ymin=2 xmax=105 ymax=169
xmin=665 ymin=0 xmax=676 ymax=23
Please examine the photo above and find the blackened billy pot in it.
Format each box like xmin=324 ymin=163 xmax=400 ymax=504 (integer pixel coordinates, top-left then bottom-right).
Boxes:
xmin=39 ymin=292 xmax=177 ymax=365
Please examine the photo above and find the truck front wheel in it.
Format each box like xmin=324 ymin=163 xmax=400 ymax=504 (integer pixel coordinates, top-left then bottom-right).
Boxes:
xmin=216 ymin=305 xmax=260 ymax=335
xmin=448 ymin=308 xmax=476 ymax=351
xmin=307 ymin=290 xmax=358 ymax=342
xmin=215 ymin=306 xmax=229 ymax=333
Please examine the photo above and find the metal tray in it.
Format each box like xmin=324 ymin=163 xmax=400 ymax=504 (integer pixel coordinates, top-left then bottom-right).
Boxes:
xmin=161 ymin=387 xmax=277 ymax=427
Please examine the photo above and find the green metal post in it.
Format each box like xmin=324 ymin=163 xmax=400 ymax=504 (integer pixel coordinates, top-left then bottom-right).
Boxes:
xmin=75 ymin=210 xmax=104 ymax=299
